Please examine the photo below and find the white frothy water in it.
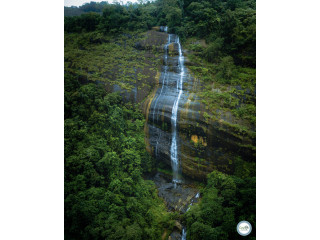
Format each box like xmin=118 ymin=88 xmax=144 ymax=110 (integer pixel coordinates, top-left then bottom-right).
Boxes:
xmin=171 ymin=36 xmax=184 ymax=186
xmin=152 ymin=29 xmax=170 ymax=123
xmin=182 ymin=228 xmax=186 ymax=240
xmin=153 ymin=28 xmax=170 ymax=159
xmin=184 ymin=192 xmax=200 ymax=239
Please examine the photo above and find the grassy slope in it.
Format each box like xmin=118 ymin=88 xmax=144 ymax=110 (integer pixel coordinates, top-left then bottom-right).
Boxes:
xmin=185 ymin=38 xmax=255 ymax=121
xmin=184 ymin=38 xmax=255 ymax=135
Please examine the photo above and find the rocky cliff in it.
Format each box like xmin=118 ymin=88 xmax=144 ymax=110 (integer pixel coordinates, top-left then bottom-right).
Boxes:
xmin=141 ymin=28 xmax=255 ymax=181
xmin=65 ymin=28 xmax=255 ymax=181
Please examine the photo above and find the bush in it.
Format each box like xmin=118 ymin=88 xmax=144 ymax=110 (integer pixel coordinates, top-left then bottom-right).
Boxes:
xmin=216 ymin=56 xmax=237 ymax=83
xmin=203 ymin=38 xmax=224 ymax=63
xmin=185 ymin=171 xmax=256 ymax=240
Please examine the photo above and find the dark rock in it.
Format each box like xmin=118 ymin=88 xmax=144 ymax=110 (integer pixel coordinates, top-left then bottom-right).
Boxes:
xmin=134 ymin=30 xmax=168 ymax=52
xmin=168 ymin=231 xmax=181 ymax=240
xmin=151 ymin=172 xmax=199 ymax=213
xmin=143 ymin=32 xmax=255 ymax=180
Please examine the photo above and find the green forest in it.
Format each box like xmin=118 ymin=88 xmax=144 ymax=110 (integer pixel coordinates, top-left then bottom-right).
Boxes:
xmin=65 ymin=0 xmax=256 ymax=239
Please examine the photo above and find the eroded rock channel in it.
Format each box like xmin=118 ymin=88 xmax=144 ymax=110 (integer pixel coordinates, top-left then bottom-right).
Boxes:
xmin=144 ymin=27 xmax=200 ymax=240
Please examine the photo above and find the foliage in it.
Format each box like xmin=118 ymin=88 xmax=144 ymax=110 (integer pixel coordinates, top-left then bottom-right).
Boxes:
xmin=64 ymin=0 xmax=256 ymax=239
xmin=215 ymin=56 xmax=237 ymax=82
xmin=186 ymin=48 xmax=255 ymax=131
xmin=64 ymin=31 xmax=161 ymax=93
xmin=203 ymin=38 xmax=223 ymax=63
xmin=65 ymin=13 xmax=102 ymax=33
xmin=64 ymin=1 xmax=110 ymax=17
xmin=65 ymin=2 xmax=158 ymax=34
xmin=185 ymin=171 xmax=256 ymax=240
xmin=65 ymin=0 xmax=255 ymax=67
xmin=64 ymin=74 xmax=173 ymax=239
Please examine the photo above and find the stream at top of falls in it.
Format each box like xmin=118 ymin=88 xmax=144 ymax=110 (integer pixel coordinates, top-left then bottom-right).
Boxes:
xmin=147 ymin=27 xmax=200 ymax=240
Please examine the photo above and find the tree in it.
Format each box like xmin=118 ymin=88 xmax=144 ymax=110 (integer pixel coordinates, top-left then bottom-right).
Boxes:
xmin=101 ymin=4 xmax=130 ymax=33
xmin=216 ymin=56 xmax=237 ymax=82
xmin=203 ymin=38 xmax=224 ymax=63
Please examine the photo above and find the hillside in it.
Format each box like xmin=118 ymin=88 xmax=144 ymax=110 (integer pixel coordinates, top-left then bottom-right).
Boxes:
xmin=64 ymin=0 xmax=256 ymax=239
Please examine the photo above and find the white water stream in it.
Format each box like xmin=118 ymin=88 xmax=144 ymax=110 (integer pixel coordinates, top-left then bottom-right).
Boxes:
xmin=183 ymin=192 xmax=200 ymax=240
xmin=149 ymin=27 xmax=198 ymax=240
xmin=170 ymin=36 xmax=184 ymax=187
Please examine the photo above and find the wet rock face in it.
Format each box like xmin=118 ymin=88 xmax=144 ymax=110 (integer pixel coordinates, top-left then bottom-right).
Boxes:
xmin=168 ymin=43 xmax=180 ymax=56
xmin=152 ymin=173 xmax=199 ymax=213
xmin=134 ymin=30 xmax=168 ymax=51
xmin=168 ymin=231 xmax=182 ymax=240
xmin=103 ymin=27 xmax=255 ymax=181
xmin=104 ymin=30 xmax=169 ymax=105
xmin=143 ymin=31 xmax=255 ymax=181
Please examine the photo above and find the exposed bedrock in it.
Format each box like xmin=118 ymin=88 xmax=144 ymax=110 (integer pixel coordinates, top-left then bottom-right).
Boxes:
xmin=142 ymin=29 xmax=255 ymax=181
xmin=102 ymin=28 xmax=255 ymax=181
xmin=144 ymin=85 xmax=255 ymax=180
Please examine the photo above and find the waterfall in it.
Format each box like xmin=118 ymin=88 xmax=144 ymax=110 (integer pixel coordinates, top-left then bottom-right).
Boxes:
xmin=152 ymin=27 xmax=170 ymax=159
xmin=170 ymin=36 xmax=184 ymax=186
xmin=148 ymin=27 xmax=186 ymax=185
xmin=147 ymin=27 xmax=200 ymax=240
xmin=182 ymin=228 xmax=186 ymax=240
xmin=183 ymin=192 xmax=200 ymax=239
xmin=152 ymin=33 xmax=170 ymax=123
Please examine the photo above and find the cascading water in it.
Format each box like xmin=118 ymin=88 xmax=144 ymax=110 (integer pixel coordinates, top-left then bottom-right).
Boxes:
xmin=170 ymin=36 xmax=184 ymax=186
xmin=152 ymin=28 xmax=170 ymax=159
xmin=181 ymin=228 xmax=186 ymax=240
xmin=147 ymin=27 xmax=200 ymax=240
xmin=183 ymin=192 xmax=200 ymax=240
xmin=152 ymin=34 xmax=170 ymax=124
xmin=149 ymin=26 xmax=186 ymax=185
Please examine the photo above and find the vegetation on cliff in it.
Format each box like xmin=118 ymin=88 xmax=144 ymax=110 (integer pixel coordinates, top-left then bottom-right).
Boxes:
xmin=64 ymin=0 xmax=256 ymax=239
xmin=65 ymin=31 xmax=162 ymax=92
